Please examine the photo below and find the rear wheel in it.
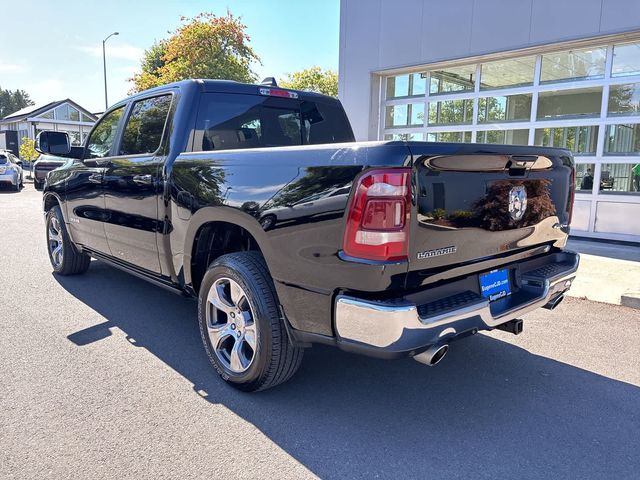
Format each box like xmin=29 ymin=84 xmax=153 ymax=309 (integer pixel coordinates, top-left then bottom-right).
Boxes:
xmin=46 ymin=205 xmax=91 ymax=275
xmin=198 ymin=251 xmax=303 ymax=392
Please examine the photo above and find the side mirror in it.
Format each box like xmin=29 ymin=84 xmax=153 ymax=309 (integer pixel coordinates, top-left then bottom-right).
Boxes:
xmin=15 ymin=160 xmax=23 ymax=166
xmin=35 ymin=131 xmax=71 ymax=156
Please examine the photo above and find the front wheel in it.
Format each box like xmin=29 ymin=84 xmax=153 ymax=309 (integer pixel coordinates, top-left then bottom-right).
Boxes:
xmin=198 ymin=251 xmax=303 ymax=392
xmin=45 ymin=205 xmax=91 ymax=275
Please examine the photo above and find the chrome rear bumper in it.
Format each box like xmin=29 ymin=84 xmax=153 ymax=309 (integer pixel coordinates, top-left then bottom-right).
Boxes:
xmin=334 ymin=250 xmax=579 ymax=355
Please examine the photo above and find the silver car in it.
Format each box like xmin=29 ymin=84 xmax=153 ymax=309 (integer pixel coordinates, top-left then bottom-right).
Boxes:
xmin=0 ymin=150 xmax=23 ymax=191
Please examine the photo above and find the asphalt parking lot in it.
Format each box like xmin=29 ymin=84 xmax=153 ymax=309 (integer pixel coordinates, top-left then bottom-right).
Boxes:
xmin=2 ymin=184 xmax=639 ymax=479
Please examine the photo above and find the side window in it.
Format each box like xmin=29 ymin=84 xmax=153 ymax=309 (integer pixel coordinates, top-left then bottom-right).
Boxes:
xmin=86 ymin=106 xmax=125 ymax=159
xmin=120 ymin=95 xmax=172 ymax=155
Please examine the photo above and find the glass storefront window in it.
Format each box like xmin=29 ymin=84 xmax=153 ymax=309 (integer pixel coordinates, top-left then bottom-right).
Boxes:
xmin=429 ymin=65 xmax=476 ymax=95
xmin=575 ymin=163 xmax=596 ymax=192
xmin=384 ymin=132 xmax=425 ymax=141
xmin=605 ymin=124 xmax=640 ymax=155
xmin=386 ymin=73 xmax=426 ymax=99
xmin=426 ymin=131 xmax=472 ymax=142
xmin=540 ymin=47 xmax=607 ymax=83
xmin=534 ymin=125 xmax=598 ymax=154
xmin=480 ymin=56 xmax=536 ymax=90
xmin=600 ymin=163 xmax=640 ymax=194
xmin=612 ymin=42 xmax=640 ymax=77
xmin=81 ymin=113 xmax=94 ymax=123
xmin=477 ymin=93 xmax=532 ymax=123
xmin=428 ymin=99 xmax=473 ymax=125
xmin=537 ymin=87 xmax=602 ymax=120
xmin=476 ymin=129 xmax=529 ymax=145
xmin=385 ymin=103 xmax=425 ymax=128
xmin=608 ymin=83 xmax=640 ymax=116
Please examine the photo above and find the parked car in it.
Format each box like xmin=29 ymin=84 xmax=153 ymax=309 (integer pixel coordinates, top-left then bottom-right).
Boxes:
xmin=0 ymin=150 xmax=23 ymax=191
xmin=36 ymin=79 xmax=579 ymax=392
xmin=33 ymin=154 xmax=67 ymax=190
xmin=259 ymin=184 xmax=352 ymax=230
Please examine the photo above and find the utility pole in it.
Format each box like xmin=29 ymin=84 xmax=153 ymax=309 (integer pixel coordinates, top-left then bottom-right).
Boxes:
xmin=102 ymin=32 xmax=119 ymax=110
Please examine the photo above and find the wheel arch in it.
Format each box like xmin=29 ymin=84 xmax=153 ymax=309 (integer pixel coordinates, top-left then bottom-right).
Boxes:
xmin=184 ymin=207 xmax=275 ymax=294
xmin=43 ymin=191 xmax=64 ymax=215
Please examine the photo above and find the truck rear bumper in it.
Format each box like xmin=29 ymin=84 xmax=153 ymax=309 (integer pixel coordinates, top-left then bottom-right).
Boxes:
xmin=334 ymin=250 xmax=579 ymax=358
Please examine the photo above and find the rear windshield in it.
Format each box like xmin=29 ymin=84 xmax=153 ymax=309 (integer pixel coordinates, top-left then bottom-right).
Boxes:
xmin=193 ymin=93 xmax=354 ymax=151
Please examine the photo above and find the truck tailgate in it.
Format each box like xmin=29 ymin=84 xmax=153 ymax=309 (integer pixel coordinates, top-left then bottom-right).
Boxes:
xmin=406 ymin=143 xmax=574 ymax=284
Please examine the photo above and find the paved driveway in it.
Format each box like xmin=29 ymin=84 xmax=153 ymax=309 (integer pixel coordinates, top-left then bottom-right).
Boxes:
xmin=1 ymin=185 xmax=639 ymax=479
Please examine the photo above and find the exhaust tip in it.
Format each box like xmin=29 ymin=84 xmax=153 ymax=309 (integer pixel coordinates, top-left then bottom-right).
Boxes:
xmin=544 ymin=294 xmax=565 ymax=310
xmin=429 ymin=344 xmax=449 ymax=366
xmin=414 ymin=344 xmax=449 ymax=367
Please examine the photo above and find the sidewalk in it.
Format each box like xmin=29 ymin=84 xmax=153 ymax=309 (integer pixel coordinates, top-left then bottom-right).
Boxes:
xmin=566 ymin=238 xmax=640 ymax=308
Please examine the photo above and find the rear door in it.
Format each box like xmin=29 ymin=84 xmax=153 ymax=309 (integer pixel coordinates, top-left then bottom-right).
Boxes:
xmin=407 ymin=143 xmax=574 ymax=275
xmin=102 ymin=94 xmax=173 ymax=273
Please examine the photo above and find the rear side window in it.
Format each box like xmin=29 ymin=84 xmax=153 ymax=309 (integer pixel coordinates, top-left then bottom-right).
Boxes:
xmin=0 ymin=155 xmax=7 ymax=164
xmin=194 ymin=93 xmax=354 ymax=151
xmin=120 ymin=95 xmax=172 ymax=155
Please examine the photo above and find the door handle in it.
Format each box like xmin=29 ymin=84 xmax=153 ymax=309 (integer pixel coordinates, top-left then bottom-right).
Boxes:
xmin=132 ymin=174 xmax=154 ymax=185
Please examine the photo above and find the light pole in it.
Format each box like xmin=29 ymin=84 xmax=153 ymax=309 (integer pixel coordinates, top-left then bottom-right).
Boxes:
xmin=102 ymin=31 xmax=119 ymax=110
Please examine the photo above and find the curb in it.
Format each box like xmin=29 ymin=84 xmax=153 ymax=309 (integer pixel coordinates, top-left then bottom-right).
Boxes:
xmin=621 ymin=292 xmax=640 ymax=310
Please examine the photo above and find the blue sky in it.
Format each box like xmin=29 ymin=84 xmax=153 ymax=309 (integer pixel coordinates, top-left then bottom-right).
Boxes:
xmin=0 ymin=0 xmax=339 ymax=113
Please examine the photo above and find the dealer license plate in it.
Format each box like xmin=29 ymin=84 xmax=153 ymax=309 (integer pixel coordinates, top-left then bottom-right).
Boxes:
xmin=479 ymin=268 xmax=511 ymax=302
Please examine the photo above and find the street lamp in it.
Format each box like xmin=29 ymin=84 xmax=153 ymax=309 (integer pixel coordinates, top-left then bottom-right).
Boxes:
xmin=102 ymin=31 xmax=119 ymax=110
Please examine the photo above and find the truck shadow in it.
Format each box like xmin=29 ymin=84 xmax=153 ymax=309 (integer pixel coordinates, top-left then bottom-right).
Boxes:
xmin=57 ymin=261 xmax=639 ymax=479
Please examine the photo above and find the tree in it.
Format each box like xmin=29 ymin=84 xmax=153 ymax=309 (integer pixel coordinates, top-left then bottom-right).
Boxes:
xmin=130 ymin=41 xmax=169 ymax=93
xmin=0 ymin=87 xmax=34 ymax=119
xmin=130 ymin=12 xmax=260 ymax=93
xmin=280 ymin=67 xmax=338 ymax=97
xmin=19 ymin=137 xmax=39 ymax=162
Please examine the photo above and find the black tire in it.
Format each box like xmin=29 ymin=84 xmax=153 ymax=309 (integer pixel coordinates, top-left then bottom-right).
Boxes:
xmin=45 ymin=205 xmax=91 ymax=275
xmin=198 ymin=251 xmax=303 ymax=392
xmin=259 ymin=214 xmax=276 ymax=230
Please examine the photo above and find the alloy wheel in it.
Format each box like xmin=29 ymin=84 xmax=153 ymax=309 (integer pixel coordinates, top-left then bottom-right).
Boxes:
xmin=48 ymin=216 xmax=64 ymax=268
xmin=206 ymin=277 xmax=257 ymax=374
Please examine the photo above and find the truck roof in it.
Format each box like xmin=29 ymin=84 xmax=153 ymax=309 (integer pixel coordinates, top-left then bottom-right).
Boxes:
xmin=118 ymin=79 xmax=340 ymax=106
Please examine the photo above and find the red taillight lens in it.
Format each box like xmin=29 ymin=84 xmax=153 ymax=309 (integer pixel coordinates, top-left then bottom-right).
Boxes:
xmin=342 ymin=168 xmax=411 ymax=261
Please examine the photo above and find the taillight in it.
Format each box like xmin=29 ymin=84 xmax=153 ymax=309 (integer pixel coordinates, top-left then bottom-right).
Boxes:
xmin=567 ymin=165 xmax=576 ymax=224
xmin=343 ymin=168 xmax=411 ymax=261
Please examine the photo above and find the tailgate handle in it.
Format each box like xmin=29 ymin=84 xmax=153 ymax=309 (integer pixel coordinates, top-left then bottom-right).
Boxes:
xmin=507 ymin=155 xmax=538 ymax=176
xmin=510 ymin=155 xmax=538 ymax=162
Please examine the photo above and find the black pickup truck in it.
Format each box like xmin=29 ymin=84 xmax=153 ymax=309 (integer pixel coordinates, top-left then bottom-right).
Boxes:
xmin=36 ymin=79 xmax=579 ymax=391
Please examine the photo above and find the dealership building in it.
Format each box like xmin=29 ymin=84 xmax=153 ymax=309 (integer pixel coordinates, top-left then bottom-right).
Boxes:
xmin=339 ymin=0 xmax=640 ymax=242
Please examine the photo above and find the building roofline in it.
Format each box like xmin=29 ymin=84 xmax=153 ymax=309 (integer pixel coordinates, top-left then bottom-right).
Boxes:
xmin=0 ymin=99 xmax=98 ymax=124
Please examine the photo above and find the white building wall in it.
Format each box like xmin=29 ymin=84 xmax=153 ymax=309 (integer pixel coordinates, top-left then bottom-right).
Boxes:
xmin=339 ymin=0 xmax=640 ymax=140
